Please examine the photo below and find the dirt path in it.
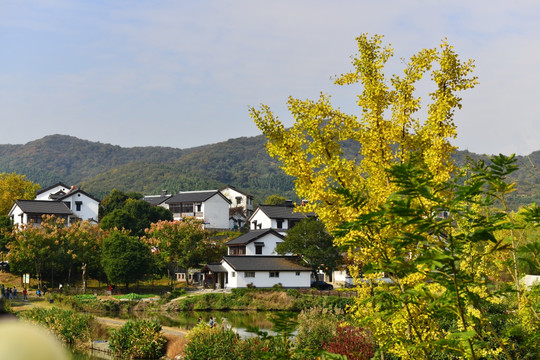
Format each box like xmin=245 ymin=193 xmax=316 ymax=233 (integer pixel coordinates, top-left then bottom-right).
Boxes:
xmin=94 ymin=316 xmax=189 ymax=337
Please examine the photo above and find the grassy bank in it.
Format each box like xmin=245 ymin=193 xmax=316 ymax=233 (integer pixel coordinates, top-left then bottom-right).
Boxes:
xmin=165 ymin=288 xmax=354 ymax=312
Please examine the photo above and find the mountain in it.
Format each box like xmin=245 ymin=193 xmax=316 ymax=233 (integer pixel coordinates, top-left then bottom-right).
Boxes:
xmin=0 ymin=134 xmax=538 ymax=208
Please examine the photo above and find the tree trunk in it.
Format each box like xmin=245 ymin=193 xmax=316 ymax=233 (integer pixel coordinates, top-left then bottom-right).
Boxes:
xmin=81 ymin=263 xmax=87 ymax=294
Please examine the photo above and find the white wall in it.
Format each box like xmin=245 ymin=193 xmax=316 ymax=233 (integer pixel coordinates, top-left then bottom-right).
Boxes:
xmin=244 ymin=233 xmax=283 ymax=256
xmin=250 ymin=209 xmax=273 ymax=230
xmin=35 ymin=185 xmax=70 ymax=200
xmin=62 ymin=192 xmax=99 ymax=222
xmin=221 ymin=187 xmax=253 ymax=212
xmin=228 ymin=269 xmax=310 ymax=288
xmin=9 ymin=205 xmax=25 ymax=226
xmin=202 ymin=195 xmax=230 ymax=229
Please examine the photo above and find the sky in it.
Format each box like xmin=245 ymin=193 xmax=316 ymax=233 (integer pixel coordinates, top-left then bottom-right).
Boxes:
xmin=1 ymin=1 xmax=539 ymax=156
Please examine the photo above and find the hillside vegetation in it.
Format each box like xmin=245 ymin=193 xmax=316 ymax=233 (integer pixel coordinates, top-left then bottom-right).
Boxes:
xmin=0 ymin=134 xmax=538 ymax=208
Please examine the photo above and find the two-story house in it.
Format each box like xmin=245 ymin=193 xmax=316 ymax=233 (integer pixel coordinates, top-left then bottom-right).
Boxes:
xmin=219 ymin=185 xmax=254 ymax=229
xmin=202 ymin=228 xmax=311 ymax=289
xmin=9 ymin=182 xmax=100 ymax=226
xmin=161 ymin=190 xmax=231 ymax=229
xmin=248 ymin=202 xmax=316 ymax=233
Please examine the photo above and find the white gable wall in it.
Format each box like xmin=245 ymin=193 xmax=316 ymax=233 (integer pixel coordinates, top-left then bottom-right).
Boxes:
xmin=245 ymin=233 xmax=283 ymax=256
xmin=62 ymin=192 xmax=99 ymax=222
xmin=202 ymin=195 xmax=230 ymax=229
xmin=9 ymin=205 xmax=26 ymax=226
xmin=249 ymin=209 xmax=273 ymax=230
xmin=221 ymin=187 xmax=253 ymax=212
xmin=35 ymin=185 xmax=71 ymax=200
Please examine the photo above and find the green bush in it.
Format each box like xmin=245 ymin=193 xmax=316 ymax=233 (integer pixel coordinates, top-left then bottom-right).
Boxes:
xmin=113 ymin=293 xmax=156 ymax=300
xmin=286 ymin=288 xmax=300 ymax=298
xmin=109 ymin=319 xmax=166 ymax=359
xmin=183 ymin=324 xmax=239 ymax=360
xmin=19 ymin=307 xmax=93 ymax=345
xmin=295 ymin=307 xmax=344 ymax=352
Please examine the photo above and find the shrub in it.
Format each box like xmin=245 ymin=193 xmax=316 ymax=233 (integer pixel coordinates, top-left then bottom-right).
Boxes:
xmin=323 ymin=325 xmax=376 ymax=360
xmin=109 ymin=319 xmax=166 ymax=359
xmin=233 ymin=337 xmax=273 ymax=360
xmin=295 ymin=307 xmax=344 ymax=352
xmin=113 ymin=293 xmax=156 ymax=300
xmin=19 ymin=307 xmax=93 ymax=345
xmin=286 ymin=288 xmax=300 ymax=298
xmin=183 ymin=324 xmax=238 ymax=360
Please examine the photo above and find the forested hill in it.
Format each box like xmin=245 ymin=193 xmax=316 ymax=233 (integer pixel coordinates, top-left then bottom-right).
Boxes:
xmin=0 ymin=134 xmax=538 ymax=208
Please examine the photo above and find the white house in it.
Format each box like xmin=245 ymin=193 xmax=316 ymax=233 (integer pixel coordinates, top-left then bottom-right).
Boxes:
xmin=219 ymin=185 xmax=254 ymax=229
xmin=36 ymin=182 xmax=100 ymax=223
xmin=142 ymin=190 xmax=172 ymax=206
xmin=202 ymin=229 xmax=311 ymax=289
xmin=248 ymin=203 xmax=316 ymax=233
xmin=9 ymin=200 xmax=74 ymax=227
xmin=9 ymin=182 xmax=100 ymax=226
xmin=162 ymin=190 xmax=231 ymax=229
xmin=226 ymin=229 xmax=285 ymax=256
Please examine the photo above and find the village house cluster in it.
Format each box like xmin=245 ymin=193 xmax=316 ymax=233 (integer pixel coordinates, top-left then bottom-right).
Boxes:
xmin=7 ymin=183 xmax=351 ymax=289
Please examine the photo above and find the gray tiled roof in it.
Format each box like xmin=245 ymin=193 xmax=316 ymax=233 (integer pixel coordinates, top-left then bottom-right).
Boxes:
xmin=226 ymin=229 xmax=284 ymax=245
xmin=36 ymin=182 xmax=70 ymax=195
xmin=14 ymin=200 xmax=73 ymax=215
xmin=57 ymin=189 xmax=101 ymax=203
xmin=252 ymin=205 xmax=316 ymax=221
xmin=223 ymin=256 xmax=310 ymax=271
xmin=166 ymin=190 xmax=230 ymax=204
xmin=143 ymin=195 xmax=171 ymax=206
xmin=204 ymin=263 xmax=228 ymax=273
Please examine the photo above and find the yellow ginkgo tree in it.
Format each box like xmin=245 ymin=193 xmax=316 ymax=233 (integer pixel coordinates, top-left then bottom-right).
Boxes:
xmin=250 ymin=34 xmax=481 ymax=358
xmin=250 ymin=33 xmax=477 ymax=266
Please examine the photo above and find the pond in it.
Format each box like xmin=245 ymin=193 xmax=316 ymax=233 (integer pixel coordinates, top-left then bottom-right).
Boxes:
xmin=71 ymin=310 xmax=297 ymax=359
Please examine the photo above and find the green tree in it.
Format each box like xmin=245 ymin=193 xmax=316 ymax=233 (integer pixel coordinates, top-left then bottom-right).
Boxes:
xmin=0 ymin=172 xmax=40 ymax=215
xmin=264 ymin=194 xmax=287 ymax=205
xmin=101 ymin=231 xmax=151 ymax=289
xmin=334 ymin=155 xmax=537 ymax=359
xmin=7 ymin=216 xmax=69 ymax=289
xmin=98 ymin=189 xmax=142 ymax=220
xmin=64 ymin=221 xmax=104 ymax=293
xmin=250 ymin=34 xmax=477 ymax=283
xmin=145 ymin=218 xmax=209 ymax=286
xmin=0 ymin=215 xmax=12 ymax=272
xmin=100 ymin=198 xmax=172 ymax=237
xmin=275 ymin=218 xmax=342 ymax=279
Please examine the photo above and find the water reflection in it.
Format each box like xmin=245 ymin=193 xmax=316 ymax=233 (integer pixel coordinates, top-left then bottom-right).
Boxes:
xmin=103 ymin=309 xmax=289 ymax=333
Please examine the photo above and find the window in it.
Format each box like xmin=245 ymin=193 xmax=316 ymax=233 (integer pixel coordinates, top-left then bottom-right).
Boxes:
xmin=236 ymin=196 xmax=242 ymax=205
xmin=245 ymin=271 xmax=255 ymax=278
xmin=169 ymin=203 xmax=194 ymax=214
xmin=276 ymin=219 xmax=284 ymax=229
xmin=196 ymin=204 xmax=202 ymax=212
xmin=229 ymin=246 xmax=246 ymax=255
xmin=296 ymin=272 xmax=300 ymax=276
xmin=63 ymin=201 xmax=71 ymax=209
xmin=255 ymin=242 xmax=264 ymax=255
xmin=75 ymin=201 xmax=82 ymax=211
xmin=231 ymin=272 xmax=236 ymax=277
xmin=269 ymin=272 xmax=279 ymax=278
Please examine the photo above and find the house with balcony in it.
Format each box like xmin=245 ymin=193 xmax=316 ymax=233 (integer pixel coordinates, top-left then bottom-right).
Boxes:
xmin=162 ymin=190 xmax=231 ymax=229
xmin=219 ymin=185 xmax=254 ymax=229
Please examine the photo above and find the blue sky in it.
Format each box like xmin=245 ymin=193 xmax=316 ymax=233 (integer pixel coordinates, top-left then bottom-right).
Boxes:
xmin=1 ymin=1 xmax=539 ymax=155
